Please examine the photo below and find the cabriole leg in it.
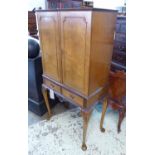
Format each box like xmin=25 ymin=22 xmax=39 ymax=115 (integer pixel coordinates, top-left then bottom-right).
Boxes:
xmin=42 ymin=85 xmax=51 ymax=119
xmin=81 ymin=110 xmax=92 ymax=151
xmin=100 ymin=97 xmax=108 ymax=132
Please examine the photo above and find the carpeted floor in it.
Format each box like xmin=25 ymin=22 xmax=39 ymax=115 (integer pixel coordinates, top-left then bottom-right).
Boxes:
xmin=28 ymin=107 xmax=126 ymax=155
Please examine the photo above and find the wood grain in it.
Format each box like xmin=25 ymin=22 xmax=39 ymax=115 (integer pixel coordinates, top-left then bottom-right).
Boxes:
xmin=36 ymin=12 xmax=61 ymax=82
xmin=60 ymin=11 xmax=92 ymax=96
xmin=87 ymin=86 xmax=107 ymax=107
xmin=62 ymin=88 xmax=84 ymax=106
xmin=43 ymin=78 xmax=61 ymax=93
xmin=37 ymin=9 xmax=117 ymax=150
xmin=89 ymin=11 xmax=117 ymax=95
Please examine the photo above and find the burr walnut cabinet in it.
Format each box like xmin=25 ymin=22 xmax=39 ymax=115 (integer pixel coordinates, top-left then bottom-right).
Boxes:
xmin=36 ymin=8 xmax=117 ymax=151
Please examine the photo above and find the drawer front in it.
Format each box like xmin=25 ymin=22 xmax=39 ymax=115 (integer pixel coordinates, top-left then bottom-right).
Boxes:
xmin=62 ymin=89 xmax=84 ymax=106
xmin=44 ymin=79 xmax=61 ymax=93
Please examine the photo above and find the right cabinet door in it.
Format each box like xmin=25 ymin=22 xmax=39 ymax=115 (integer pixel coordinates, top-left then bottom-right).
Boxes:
xmin=60 ymin=11 xmax=91 ymax=95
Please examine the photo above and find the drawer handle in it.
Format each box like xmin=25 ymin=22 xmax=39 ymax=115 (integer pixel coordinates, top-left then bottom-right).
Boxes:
xmin=70 ymin=94 xmax=75 ymax=99
xmin=50 ymin=84 xmax=55 ymax=88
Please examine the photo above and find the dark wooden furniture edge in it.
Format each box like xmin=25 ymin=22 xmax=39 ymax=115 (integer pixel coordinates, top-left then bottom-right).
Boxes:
xmin=35 ymin=8 xmax=117 ymax=12
xmin=42 ymin=84 xmax=106 ymax=112
xmin=43 ymin=75 xmax=108 ymax=100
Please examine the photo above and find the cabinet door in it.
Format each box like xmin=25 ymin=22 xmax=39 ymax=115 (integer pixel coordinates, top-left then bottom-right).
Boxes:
xmin=60 ymin=11 xmax=91 ymax=95
xmin=37 ymin=12 xmax=61 ymax=82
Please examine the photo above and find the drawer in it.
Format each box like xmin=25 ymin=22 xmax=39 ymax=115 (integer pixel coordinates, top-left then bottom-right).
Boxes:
xmin=44 ymin=79 xmax=61 ymax=93
xmin=62 ymin=89 xmax=83 ymax=107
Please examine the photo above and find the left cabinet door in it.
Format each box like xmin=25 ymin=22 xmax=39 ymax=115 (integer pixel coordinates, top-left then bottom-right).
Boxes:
xmin=37 ymin=12 xmax=61 ymax=82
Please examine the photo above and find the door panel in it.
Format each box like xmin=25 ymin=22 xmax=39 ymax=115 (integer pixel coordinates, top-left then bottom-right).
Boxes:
xmin=37 ymin=12 xmax=61 ymax=82
xmin=60 ymin=11 xmax=91 ymax=95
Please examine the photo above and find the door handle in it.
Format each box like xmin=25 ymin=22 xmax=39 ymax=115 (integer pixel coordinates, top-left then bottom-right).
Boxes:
xmin=50 ymin=84 xmax=55 ymax=88
xmin=70 ymin=94 xmax=75 ymax=99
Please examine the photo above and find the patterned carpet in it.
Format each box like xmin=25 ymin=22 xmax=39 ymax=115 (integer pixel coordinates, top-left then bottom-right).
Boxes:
xmin=28 ymin=107 xmax=126 ymax=155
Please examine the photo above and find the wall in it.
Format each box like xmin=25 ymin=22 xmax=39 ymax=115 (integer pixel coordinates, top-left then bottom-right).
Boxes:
xmin=93 ymin=0 xmax=125 ymax=9
xmin=28 ymin=0 xmax=125 ymax=10
xmin=28 ymin=0 xmax=46 ymax=11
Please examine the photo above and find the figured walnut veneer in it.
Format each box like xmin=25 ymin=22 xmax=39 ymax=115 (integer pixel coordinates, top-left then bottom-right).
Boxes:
xmin=36 ymin=8 xmax=117 ymax=150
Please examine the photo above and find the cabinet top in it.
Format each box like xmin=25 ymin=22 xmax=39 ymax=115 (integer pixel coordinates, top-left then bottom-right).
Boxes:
xmin=35 ymin=8 xmax=117 ymax=13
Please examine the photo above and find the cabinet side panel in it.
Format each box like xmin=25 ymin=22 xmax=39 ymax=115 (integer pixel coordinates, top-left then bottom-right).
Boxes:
xmin=89 ymin=11 xmax=117 ymax=94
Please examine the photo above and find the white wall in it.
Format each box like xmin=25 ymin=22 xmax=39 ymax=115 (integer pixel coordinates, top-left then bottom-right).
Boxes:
xmin=28 ymin=0 xmax=46 ymax=11
xmin=92 ymin=0 xmax=125 ymax=9
xmin=28 ymin=0 xmax=125 ymax=11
